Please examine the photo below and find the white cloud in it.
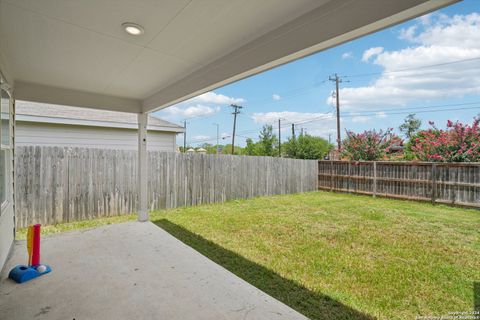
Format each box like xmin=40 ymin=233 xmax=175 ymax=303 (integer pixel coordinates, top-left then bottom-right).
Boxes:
xmin=190 ymin=91 xmax=245 ymax=105
xmin=192 ymin=135 xmax=210 ymax=141
xmin=272 ymin=94 xmax=281 ymax=101
xmin=346 ymin=111 xmax=387 ymax=123
xmin=302 ymin=127 xmax=336 ymax=138
xmin=349 ymin=113 xmax=372 ymax=123
xmin=157 ymin=91 xmax=244 ymax=120
xmin=342 ymin=52 xmax=353 ymax=59
xmin=376 ymin=112 xmax=387 ymax=118
xmin=398 ymin=25 xmax=417 ymax=42
xmin=161 ymin=104 xmax=220 ymax=119
xmin=328 ymin=13 xmax=480 ymax=110
xmin=418 ymin=13 xmax=433 ymax=26
xmin=361 ymin=46 xmax=384 ymax=62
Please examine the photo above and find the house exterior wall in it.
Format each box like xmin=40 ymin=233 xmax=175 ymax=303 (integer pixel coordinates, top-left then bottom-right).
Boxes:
xmin=0 ymin=80 xmax=14 ymax=272
xmin=15 ymin=122 xmax=177 ymax=151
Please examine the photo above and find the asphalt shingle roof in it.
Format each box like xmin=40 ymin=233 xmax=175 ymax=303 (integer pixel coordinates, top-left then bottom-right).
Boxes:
xmin=16 ymin=100 xmax=183 ymax=131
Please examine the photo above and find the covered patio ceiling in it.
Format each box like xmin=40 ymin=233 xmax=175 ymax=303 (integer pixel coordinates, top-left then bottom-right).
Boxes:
xmin=0 ymin=0 xmax=456 ymax=114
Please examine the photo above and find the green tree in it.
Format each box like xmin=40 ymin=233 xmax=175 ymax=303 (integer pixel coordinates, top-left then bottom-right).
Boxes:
xmin=199 ymin=143 xmax=222 ymax=154
xmin=257 ymin=125 xmax=278 ymax=156
xmin=283 ymin=134 xmax=331 ymax=159
xmin=399 ymin=114 xmax=422 ymax=140
xmin=283 ymin=136 xmax=297 ymax=158
xmin=221 ymin=144 xmax=243 ymax=155
xmin=243 ymin=138 xmax=259 ymax=156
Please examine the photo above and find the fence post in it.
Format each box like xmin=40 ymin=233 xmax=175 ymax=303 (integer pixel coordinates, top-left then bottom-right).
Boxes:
xmin=431 ymin=163 xmax=437 ymax=204
xmin=348 ymin=161 xmax=351 ymax=192
xmin=373 ymin=161 xmax=377 ymax=198
xmin=330 ymin=160 xmax=333 ymax=191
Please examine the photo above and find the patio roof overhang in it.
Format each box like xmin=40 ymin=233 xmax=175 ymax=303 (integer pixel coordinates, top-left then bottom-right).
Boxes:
xmin=0 ymin=0 xmax=457 ymax=114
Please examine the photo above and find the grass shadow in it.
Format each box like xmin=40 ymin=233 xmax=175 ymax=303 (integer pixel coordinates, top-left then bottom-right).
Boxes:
xmin=153 ymin=218 xmax=374 ymax=320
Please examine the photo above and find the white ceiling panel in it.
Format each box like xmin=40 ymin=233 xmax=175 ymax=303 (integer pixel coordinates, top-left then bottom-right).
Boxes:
xmin=0 ymin=1 xmax=142 ymax=94
xmin=104 ymin=48 xmax=199 ymax=99
xmin=148 ymin=0 xmax=323 ymax=66
xmin=3 ymin=0 xmax=191 ymax=47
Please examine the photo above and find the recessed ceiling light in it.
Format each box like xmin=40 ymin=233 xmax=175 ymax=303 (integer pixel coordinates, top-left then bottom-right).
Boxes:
xmin=122 ymin=22 xmax=144 ymax=36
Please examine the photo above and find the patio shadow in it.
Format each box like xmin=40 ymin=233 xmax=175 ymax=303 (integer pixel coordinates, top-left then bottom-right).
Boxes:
xmin=153 ymin=219 xmax=374 ymax=320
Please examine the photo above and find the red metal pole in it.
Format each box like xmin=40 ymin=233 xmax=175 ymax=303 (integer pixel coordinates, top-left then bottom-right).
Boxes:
xmin=31 ymin=224 xmax=41 ymax=266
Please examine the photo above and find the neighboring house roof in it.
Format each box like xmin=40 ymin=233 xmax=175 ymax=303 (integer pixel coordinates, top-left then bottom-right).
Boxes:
xmin=15 ymin=101 xmax=184 ymax=133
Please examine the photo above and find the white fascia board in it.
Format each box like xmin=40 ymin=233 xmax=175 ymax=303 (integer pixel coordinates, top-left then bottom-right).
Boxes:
xmin=143 ymin=0 xmax=457 ymax=113
xmin=148 ymin=125 xmax=185 ymax=133
xmin=16 ymin=114 xmax=184 ymax=133
xmin=14 ymin=81 xmax=142 ymax=113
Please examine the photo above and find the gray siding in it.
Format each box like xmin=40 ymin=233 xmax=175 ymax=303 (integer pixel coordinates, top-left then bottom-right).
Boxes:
xmin=16 ymin=122 xmax=177 ymax=151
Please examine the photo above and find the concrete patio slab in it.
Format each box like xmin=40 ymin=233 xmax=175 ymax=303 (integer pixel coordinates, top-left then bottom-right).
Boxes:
xmin=0 ymin=221 xmax=308 ymax=320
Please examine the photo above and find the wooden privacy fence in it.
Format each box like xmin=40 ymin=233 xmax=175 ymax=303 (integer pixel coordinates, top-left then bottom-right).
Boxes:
xmin=15 ymin=146 xmax=318 ymax=228
xmin=318 ymin=160 xmax=480 ymax=208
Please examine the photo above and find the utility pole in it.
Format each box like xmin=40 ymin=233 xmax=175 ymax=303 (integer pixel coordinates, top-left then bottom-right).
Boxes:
xmin=291 ymin=123 xmax=295 ymax=140
xmin=213 ymin=123 xmax=219 ymax=154
xmin=183 ymin=120 xmax=187 ymax=153
xmin=329 ymin=73 xmax=342 ymax=150
xmin=278 ymin=119 xmax=281 ymax=157
xmin=300 ymin=127 xmax=304 ymax=136
xmin=230 ymin=104 xmax=242 ymax=154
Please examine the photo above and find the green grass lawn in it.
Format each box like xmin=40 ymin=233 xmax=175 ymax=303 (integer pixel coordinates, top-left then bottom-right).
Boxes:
xmin=18 ymin=191 xmax=480 ymax=319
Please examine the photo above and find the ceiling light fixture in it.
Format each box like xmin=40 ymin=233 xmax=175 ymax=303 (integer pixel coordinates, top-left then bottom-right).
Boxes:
xmin=122 ymin=22 xmax=145 ymax=36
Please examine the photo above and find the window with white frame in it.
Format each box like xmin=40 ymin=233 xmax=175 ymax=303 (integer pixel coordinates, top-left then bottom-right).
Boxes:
xmin=0 ymin=84 xmax=12 ymax=210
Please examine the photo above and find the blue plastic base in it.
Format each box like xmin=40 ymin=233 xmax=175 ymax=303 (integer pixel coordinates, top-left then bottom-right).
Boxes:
xmin=8 ymin=264 xmax=52 ymax=283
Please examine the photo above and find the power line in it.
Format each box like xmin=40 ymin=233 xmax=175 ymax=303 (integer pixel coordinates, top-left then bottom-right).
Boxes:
xmin=346 ymin=105 xmax=480 ymax=117
xmin=344 ymin=101 xmax=480 ymax=114
xmin=245 ymin=80 xmax=328 ymax=105
xmin=218 ymin=57 xmax=480 ymax=116
xmin=185 ymin=99 xmax=480 ymax=142
xmin=186 ymin=103 xmax=480 ymax=145
xmin=175 ymin=56 xmax=480 ymax=130
xmin=282 ymin=102 xmax=480 ymax=128
xmin=344 ymin=56 xmax=480 ymax=79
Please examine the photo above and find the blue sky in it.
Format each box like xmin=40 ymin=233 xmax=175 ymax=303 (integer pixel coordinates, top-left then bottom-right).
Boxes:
xmin=155 ymin=0 xmax=480 ymax=147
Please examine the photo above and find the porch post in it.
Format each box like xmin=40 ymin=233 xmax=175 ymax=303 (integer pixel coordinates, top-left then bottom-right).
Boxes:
xmin=137 ymin=113 xmax=149 ymax=222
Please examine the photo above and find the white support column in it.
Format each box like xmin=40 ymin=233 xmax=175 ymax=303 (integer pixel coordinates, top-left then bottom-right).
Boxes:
xmin=137 ymin=113 xmax=149 ymax=222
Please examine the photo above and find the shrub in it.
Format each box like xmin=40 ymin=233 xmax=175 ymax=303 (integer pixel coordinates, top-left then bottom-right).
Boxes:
xmin=283 ymin=134 xmax=332 ymax=159
xmin=409 ymin=118 xmax=480 ymax=162
xmin=341 ymin=129 xmax=402 ymax=161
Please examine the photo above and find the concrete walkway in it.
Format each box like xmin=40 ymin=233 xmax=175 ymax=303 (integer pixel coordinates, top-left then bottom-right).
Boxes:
xmin=0 ymin=221 xmax=308 ymax=320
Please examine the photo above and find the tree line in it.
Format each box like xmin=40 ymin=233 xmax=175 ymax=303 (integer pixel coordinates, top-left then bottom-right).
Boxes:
xmin=182 ymin=124 xmax=333 ymax=160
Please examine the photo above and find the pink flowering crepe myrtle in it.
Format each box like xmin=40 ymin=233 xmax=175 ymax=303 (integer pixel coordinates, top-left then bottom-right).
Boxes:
xmin=341 ymin=128 xmax=403 ymax=161
xmin=410 ymin=117 xmax=480 ymax=162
